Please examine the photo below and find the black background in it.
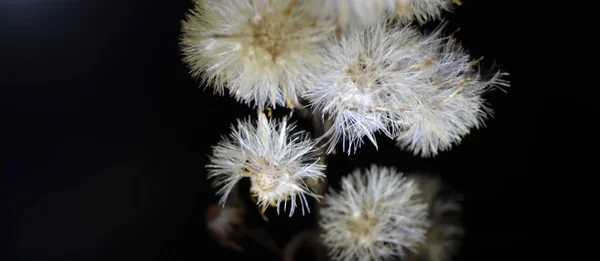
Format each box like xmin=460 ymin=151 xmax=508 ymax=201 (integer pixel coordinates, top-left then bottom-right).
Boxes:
xmin=1 ymin=1 xmax=535 ymax=260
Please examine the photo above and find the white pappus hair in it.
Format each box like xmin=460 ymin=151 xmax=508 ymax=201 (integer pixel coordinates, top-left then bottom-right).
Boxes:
xmin=313 ymin=0 xmax=458 ymax=29
xmin=303 ymin=22 xmax=509 ymax=157
xmin=206 ymin=113 xmax=326 ymax=216
xmin=180 ymin=0 xmax=334 ymax=109
xmin=393 ymin=29 xmax=509 ymax=157
xmin=319 ymin=165 xmax=429 ymax=261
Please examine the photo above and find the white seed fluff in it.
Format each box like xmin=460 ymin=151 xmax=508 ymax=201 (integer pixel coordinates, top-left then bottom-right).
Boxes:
xmin=393 ymin=33 xmax=509 ymax=157
xmin=305 ymin=24 xmax=423 ymax=154
xmin=319 ymin=165 xmax=429 ymax=261
xmin=206 ymin=113 xmax=326 ymax=216
xmin=304 ymin=22 xmax=508 ymax=156
xmin=393 ymin=0 xmax=457 ymax=24
xmin=314 ymin=0 xmax=457 ymax=29
xmin=180 ymin=0 xmax=334 ymax=108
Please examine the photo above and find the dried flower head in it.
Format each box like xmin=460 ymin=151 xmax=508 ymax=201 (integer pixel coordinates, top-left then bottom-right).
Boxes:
xmin=206 ymin=112 xmax=326 ymax=217
xmin=180 ymin=0 xmax=334 ymax=108
xmin=304 ymin=22 xmax=508 ymax=156
xmin=393 ymin=34 xmax=509 ymax=157
xmin=410 ymin=175 xmax=464 ymax=261
xmin=304 ymin=24 xmax=421 ymax=154
xmin=319 ymin=165 xmax=429 ymax=261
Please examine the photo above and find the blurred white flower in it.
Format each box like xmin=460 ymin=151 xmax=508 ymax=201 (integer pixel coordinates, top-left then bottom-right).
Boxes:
xmin=319 ymin=165 xmax=429 ymax=261
xmin=180 ymin=0 xmax=334 ymax=109
xmin=304 ymin=22 xmax=508 ymax=156
xmin=206 ymin=203 xmax=246 ymax=251
xmin=304 ymin=24 xmax=423 ymax=154
xmin=206 ymin=112 xmax=326 ymax=217
xmin=411 ymin=175 xmax=464 ymax=261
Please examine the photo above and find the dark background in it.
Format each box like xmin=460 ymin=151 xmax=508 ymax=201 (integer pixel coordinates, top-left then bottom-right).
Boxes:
xmin=1 ymin=1 xmax=534 ymax=260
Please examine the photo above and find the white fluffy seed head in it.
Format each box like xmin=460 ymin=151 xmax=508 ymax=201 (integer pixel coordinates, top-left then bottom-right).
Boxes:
xmin=319 ymin=165 xmax=429 ymax=261
xmin=206 ymin=113 xmax=326 ymax=216
xmin=303 ymin=22 xmax=509 ymax=156
xmin=423 ymin=197 xmax=464 ymax=261
xmin=180 ymin=0 xmax=334 ymax=108
xmin=412 ymin=175 xmax=464 ymax=261
xmin=205 ymin=203 xmax=246 ymax=251
xmin=304 ymin=24 xmax=425 ymax=154
xmin=393 ymin=34 xmax=510 ymax=157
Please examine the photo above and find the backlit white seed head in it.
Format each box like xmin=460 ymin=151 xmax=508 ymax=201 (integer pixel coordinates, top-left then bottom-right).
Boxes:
xmin=393 ymin=34 xmax=510 ymax=157
xmin=319 ymin=165 xmax=429 ymax=261
xmin=313 ymin=0 xmax=458 ymax=29
xmin=304 ymin=24 xmax=425 ymax=154
xmin=304 ymin=22 xmax=509 ymax=156
xmin=206 ymin=113 xmax=326 ymax=216
xmin=412 ymin=175 xmax=464 ymax=261
xmin=180 ymin=0 xmax=334 ymax=108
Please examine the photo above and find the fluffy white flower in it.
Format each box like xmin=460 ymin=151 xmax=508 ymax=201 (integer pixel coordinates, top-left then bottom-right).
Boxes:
xmin=304 ymin=22 xmax=508 ymax=156
xmin=411 ymin=175 xmax=464 ymax=261
xmin=393 ymin=35 xmax=509 ymax=157
xmin=180 ymin=0 xmax=334 ymax=108
xmin=206 ymin=113 xmax=326 ymax=217
xmin=319 ymin=165 xmax=429 ymax=261
xmin=313 ymin=0 xmax=458 ymax=29
xmin=304 ymin=24 xmax=421 ymax=154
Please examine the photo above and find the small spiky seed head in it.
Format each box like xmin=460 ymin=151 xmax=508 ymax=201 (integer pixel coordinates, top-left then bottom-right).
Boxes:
xmin=206 ymin=113 xmax=326 ymax=216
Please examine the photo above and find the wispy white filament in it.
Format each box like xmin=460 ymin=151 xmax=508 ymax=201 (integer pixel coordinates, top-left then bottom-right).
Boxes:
xmin=319 ymin=165 xmax=429 ymax=261
xmin=314 ymin=0 xmax=457 ymax=29
xmin=206 ymin=113 xmax=325 ymax=216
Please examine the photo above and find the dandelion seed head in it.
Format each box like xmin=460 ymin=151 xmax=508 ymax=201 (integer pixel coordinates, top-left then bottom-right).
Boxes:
xmin=207 ymin=113 xmax=326 ymax=216
xmin=394 ymin=35 xmax=510 ymax=157
xmin=319 ymin=165 xmax=429 ymax=261
xmin=304 ymin=23 xmax=439 ymax=154
xmin=181 ymin=0 xmax=334 ymax=108
xmin=304 ymin=21 xmax=508 ymax=156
